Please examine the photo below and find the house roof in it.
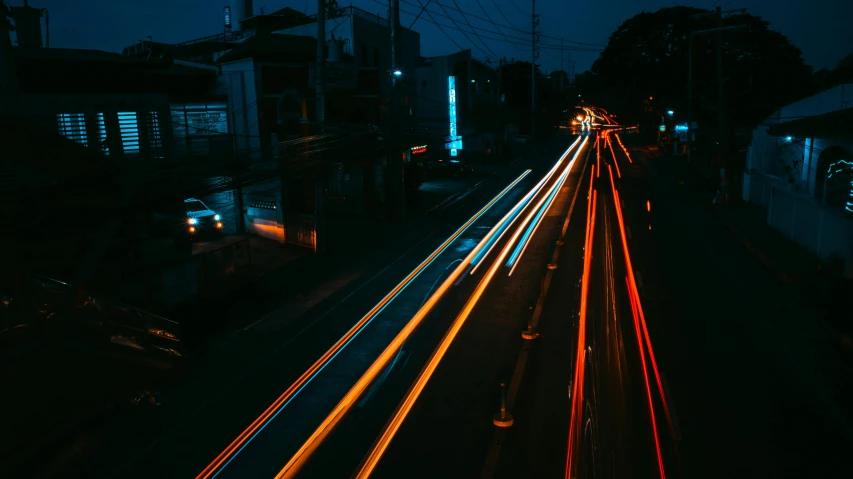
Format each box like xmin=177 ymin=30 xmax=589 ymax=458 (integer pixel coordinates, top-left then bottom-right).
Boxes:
xmin=217 ymin=33 xmax=317 ymax=64
xmin=767 ymin=108 xmax=853 ymax=139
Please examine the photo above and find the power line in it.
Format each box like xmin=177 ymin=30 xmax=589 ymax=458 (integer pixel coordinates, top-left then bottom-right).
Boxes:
xmin=377 ymin=0 xmax=601 ymax=52
xmin=475 ymin=0 xmax=526 ymax=52
xmin=410 ymin=0 xmax=467 ymax=52
xmin=419 ymin=0 xmax=605 ymax=46
xmin=430 ymin=0 xmax=493 ymax=58
xmin=509 ymin=1 xmax=530 ymax=18
xmin=490 ymin=0 xmax=519 ymax=31
xmin=450 ymin=0 xmax=501 ymax=58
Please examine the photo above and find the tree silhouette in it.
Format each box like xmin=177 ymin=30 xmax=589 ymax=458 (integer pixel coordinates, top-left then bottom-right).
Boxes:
xmin=576 ymin=7 xmax=812 ymax=130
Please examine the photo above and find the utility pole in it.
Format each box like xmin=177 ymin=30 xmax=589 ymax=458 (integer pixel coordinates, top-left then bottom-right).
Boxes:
xmin=497 ymin=57 xmax=504 ymax=160
xmin=389 ymin=0 xmax=405 ymax=221
xmin=316 ymin=0 xmax=325 ymax=128
xmin=530 ymin=1 xmax=538 ymax=141
xmin=560 ymin=38 xmax=564 ymax=93
xmin=0 ymin=0 xmax=19 ymax=116
xmin=686 ymin=8 xmax=745 ymax=163
xmin=715 ymin=6 xmax=726 ymax=155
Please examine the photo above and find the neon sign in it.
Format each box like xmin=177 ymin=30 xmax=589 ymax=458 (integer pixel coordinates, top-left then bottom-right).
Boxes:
xmin=411 ymin=145 xmax=427 ymax=154
xmin=446 ymin=76 xmax=462 ymax=156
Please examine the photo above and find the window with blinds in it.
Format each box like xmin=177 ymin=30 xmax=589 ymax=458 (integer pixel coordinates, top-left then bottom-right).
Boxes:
xmin=97 ymin=113 xmax=110 ymax=156
xmin=56 ymin=113 xmax=88 ymax=146
xmin=118 ymin=112 xmax=140 ymax=156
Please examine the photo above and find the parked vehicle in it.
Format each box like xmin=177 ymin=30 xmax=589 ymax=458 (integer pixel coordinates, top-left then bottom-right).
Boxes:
xmin=185 ymin=198 xmax=224 ymax=239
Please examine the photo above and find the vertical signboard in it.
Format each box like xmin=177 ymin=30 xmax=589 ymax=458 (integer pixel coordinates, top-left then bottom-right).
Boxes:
xmin=447 ymin=76 xmax=462 ymax=157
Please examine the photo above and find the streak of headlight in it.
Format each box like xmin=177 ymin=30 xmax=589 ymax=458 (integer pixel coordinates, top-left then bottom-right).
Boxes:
xmin=505 ymin=137 xmax=589 ymax=269
xmin=273 ymin=171 xmax=539 ymax=478
xmin=470 ymin=136 xmax=582 ymax=273
xmin=608 ymin=164 xmax=667 ymax=478
xmin=507 ymin=139 xmax=589 ymax=276
xmin=353 ymin=159 xmax=574 ymax=479
xmin=197 ymin=169 xmax=531 ymax=479
xmin=565 ymin=165 xmax=597 ymax=479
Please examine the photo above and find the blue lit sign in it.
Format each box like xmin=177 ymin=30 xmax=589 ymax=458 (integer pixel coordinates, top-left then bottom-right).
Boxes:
xmin=447 ymin=76 xmax=462 ymax=156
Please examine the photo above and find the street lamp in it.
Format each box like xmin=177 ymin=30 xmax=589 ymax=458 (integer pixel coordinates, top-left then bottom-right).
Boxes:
xmin=393 ymin=70 xmax=403 ymax=77
xmin=667 ymin=110 xmax=674 ymax=116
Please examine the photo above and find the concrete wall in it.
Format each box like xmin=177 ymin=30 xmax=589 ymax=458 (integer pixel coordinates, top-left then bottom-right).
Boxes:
xmin=747 ymin=172 xmax=853 ymax=278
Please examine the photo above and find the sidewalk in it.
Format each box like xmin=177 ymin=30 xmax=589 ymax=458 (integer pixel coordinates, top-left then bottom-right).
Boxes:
xmin=17 ymin=137 xmax=565 ymax=478
xmin=624 ymin=137 xmax=853 ymax=342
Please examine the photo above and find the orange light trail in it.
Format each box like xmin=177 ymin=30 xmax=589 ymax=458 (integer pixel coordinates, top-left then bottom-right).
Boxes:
xmin=508 ymin=138 xmax=589 ymax=276
xmin=274 ymin=166 xmax=564 ymax=478
xmin=471 ymin=137 xmax=582 ymax=275
xmin=565 ymin=165 xmax=597 ymax=479
xmin=606 ymin=133 xmax=622 ymax=179
xmin=607 ymin=164 xmax=669 ymax=478
xmin=196 ymin=170 xmax=531 ymax=479
xmin=614 ymin=133 xmax=633 ymax=163
xmin=352 ymin=146 xmax=587 ymax=476
xmin=596 ymin=133 xmax=601 ymax=178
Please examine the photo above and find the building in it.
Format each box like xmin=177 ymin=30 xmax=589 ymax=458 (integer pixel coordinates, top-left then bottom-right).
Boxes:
xmin=122 ymin=4 xmax=421 ymax=248
xmin=0 ymin=3 xmax=247 ymax=310
xmin=414 ymin=50 xmax=500 ymax=161
xmin=743 ymin=83 xmax=853 ymax=277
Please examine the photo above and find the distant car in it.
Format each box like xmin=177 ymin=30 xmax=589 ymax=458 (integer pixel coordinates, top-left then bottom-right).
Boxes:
xmin=427 ymin=158 xmax=474 ymax=178
xmin=184 ymin=198 xmax=224 ymax=238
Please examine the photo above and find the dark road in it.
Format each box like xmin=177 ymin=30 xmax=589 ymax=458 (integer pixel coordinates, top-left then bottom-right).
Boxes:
xmin=55 ymin=126 xmax=853 ymax=479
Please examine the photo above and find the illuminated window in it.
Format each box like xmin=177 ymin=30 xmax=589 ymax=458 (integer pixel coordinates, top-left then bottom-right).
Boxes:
xmin=118 ymin=112 xmax=140 ymax=155
xmin=97 ymin=113 xmax=110 ymax=156
xmin=56 ymin=113 xmax=88 ymax=146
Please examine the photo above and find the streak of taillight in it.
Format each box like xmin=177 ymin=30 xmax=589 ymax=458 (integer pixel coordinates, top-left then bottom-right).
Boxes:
xmin=196 ymin=170 xmax=530 ymax=479
xmin=608 ymin=165 xmax=667 ymax=479
xmin=607 ymin=135 xmax=622 ymax=179
xmin=615 ymin=134 xmax=633 ymax=164
xmin=566 ymin=166 xmax=597 ymax=479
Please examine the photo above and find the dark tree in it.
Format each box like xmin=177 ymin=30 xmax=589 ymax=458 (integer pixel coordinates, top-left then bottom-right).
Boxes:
xmin=576 ymin=6 xmax=813 ymax=130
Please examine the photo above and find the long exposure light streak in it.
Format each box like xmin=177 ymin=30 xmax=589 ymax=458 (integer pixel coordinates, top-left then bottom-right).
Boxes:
xmin=197 ymin=170 xmax=531 ymax=479
xmin=273 ymin=168 xmax=552 ymax=478
xmin=507 ymin=138 xmax=589 ymax=275
xmin=353 ymin=154 xmax=581 ymax=478
xmin=565 ymin=165 xmax=597 ymax=479
xmin=471 ymin=136 xmax=582 ymax=273
xmin=608 ymin=164 xmax=668 ymax=478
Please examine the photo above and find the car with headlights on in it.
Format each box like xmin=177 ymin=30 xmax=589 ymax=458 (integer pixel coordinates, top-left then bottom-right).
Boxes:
xmin=184 ymin=198 xmax=224 ymax=238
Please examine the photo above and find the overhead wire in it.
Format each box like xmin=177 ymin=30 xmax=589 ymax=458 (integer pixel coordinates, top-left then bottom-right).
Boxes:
xmin=475 ymin=0 xmax=527 ymax=53
xmin=375 ymin=0 xmax=602 ymax=52
xmin=420 ymin=0 xmax=605 ymax=46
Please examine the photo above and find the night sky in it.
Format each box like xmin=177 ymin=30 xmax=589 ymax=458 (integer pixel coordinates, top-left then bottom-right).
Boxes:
xmin=17 ymin=0 xmax=852 ymax=73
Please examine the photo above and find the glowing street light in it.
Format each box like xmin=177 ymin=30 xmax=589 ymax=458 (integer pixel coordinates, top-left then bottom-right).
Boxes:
xmin=667 ymin=110 xmax=674 ymax=116
xmin=393 ymin=70 xmax=403 ymax=77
